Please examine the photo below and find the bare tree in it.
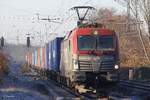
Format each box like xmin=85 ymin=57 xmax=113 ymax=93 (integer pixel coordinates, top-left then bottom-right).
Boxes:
xmin=115 ymin=0 xmax=150 ymax=62
xmin=115 ymin=0 xmax=150 ymax=37
xmin=97 ymin=8 xmax=116 ymax=19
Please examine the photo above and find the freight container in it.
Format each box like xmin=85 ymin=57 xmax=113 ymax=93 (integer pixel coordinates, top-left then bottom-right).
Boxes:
xmin=28 ymin=52 xmax=30 ymax=64
xmin=39 ymin=47 xmax=45 ymax=69
xmin=48 ymin=42 xmax=52 ymax=70
xmin=25 ymin=53 xmax=28 ymax=63
xmin=46 ymin=43 xmax=49 ymax=70
xmin=25 ymin=54 xmax=27 ymax=63
xmin=32 ymin=52 xmax=34 ymax=65
xmin=26 ymin=53 xmax=30 ymax=64
xmin=34 ymin=49 xmax=38 ymax=67
xmin=42 ymin=46 xmax=46 ymax=69
xmin=29 ymin=52 xmax=32 ymax=65
xmin=37 ymin=48 xmax=41 ymax=68
xmin=28 ymin=53 xmax=30 ymax=64
xmin=50 ymin=37 xmax=63 ymax=72
xmin=40 ymin=47 xmax=43 ymax=69
xmin=30 ymin=52 xmax=33 ymax=65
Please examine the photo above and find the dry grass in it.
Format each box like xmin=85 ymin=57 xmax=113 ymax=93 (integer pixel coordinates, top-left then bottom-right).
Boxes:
xmin=119 ymin=35 xmax=150 ymax=67
xmin=0 ymin=51 xmax=9 ymax=78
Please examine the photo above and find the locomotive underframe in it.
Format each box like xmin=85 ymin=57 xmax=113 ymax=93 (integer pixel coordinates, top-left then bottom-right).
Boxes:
xmin=71 ymin=69 xmax=119 ymax=83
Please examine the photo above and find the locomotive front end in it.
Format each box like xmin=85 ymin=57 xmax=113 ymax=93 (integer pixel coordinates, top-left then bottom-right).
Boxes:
xmin=71 ymin=28 xmax=119 ymax=82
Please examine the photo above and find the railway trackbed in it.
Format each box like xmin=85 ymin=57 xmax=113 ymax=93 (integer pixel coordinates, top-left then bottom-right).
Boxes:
xmin=33 ymin=65 xmax=150 ymax=100
xmin=118 ymin=80 xmax=150 ymax=93
xmin=56 ymin=79 xmax=150 ymax=100
xmin=46 ymin=78 xmax=99 ymax=100
xmin=109 ymin=80 xmax=150 ymax=99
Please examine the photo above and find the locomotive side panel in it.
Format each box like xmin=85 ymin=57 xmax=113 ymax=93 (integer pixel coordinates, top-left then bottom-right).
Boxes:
xmin=60 ymin=41 xmax=65 ymax=76
xmin=60 ymin=31 xmax=79 ymax=82
xmin=60 ymin=40 xmax=70 ymax=76
xmin=60 ymin=39 xmax=73 ymax=79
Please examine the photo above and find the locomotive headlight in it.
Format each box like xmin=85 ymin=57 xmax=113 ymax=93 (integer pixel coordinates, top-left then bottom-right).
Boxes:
xmin=93 ymin=31 xmax=98 ymax=35
xmin=114 ymin=65 xmax=119 ymax=69
xmin=73 ymin=59 xmax=78 ymax=65
xmin=73 ymin=59 xmax=78 ymax=70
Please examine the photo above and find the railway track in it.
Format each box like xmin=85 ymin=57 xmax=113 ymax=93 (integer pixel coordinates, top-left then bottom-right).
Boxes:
xmin=38 ymin=69 xmax=150 ymax=100
xmin=32 ymin=65 xmax=150 ymax=99
xmin=43 ymin=74 xmax=150 ymax=99
xmin=109 ymin=80 xmax=150 ymax=99
xmin=47 ymin=78 xmax=99 ymax=100
xmin=119 ymin=80 xmax=150 ymax=93
xmin=30 ymin=68 xmax=103 ymax=99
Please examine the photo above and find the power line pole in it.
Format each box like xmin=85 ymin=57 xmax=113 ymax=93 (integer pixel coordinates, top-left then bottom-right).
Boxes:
xmin=133 ymin=0 xmax=150 ymax=61
xmin=127 ymin=0 xmax=130 ymax=32
xmin=17 ymin=30 xmax=19 ymax=45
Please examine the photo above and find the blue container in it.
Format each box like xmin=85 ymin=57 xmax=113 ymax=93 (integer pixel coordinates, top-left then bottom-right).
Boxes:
xmin=48 ymin=42 xmax=52 ymax=70
xmin=50 ymin=37 xmax=63 ymax=72
xmin=34 ymin=49 xmax=38 ymax=67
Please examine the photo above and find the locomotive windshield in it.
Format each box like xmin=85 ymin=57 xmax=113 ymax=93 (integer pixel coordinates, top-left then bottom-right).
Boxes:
xmin=78 ymin=35 xmax=115 ymax=50
xmin=97 ymin=36 xmax=114 ymax=49
xmin=78 ymin=35 xmax=95 ymax=50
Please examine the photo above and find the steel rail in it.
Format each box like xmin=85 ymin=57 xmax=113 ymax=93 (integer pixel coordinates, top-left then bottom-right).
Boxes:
xmin=119 ymin=80 xmax=150 ymax=93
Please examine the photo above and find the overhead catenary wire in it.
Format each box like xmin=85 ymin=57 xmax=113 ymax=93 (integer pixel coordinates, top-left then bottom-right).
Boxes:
xmin=53 ymin=0 xmax=65 ymax=17
xmin=83 ymin=0 xmax=94 ymax=5
xmin=0 ymin=0 xmax=94 ymax=45
xmin=52 ymin=0 xmax=94 ymax=33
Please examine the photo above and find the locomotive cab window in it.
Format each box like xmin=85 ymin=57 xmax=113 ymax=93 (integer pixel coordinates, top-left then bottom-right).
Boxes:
xmin=78 ymin=35 xmax=95 ymax=50
xmin=97 ymin=36 xmax=115 ymax=50
xmin=78 ymin=35 xmax=115 ymax=50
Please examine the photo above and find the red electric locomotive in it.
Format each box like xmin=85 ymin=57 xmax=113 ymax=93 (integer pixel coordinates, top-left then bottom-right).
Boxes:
xmin=25 ymin=6 xmax=120 ymax=91
xmin=60 ymin=6 xmax=120 ymax=85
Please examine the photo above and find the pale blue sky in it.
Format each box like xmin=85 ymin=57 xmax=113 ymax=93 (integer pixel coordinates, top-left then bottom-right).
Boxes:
xmin=0 ymin=0 xmax=125 ymax=15
xmin=0 ymin=0 xmax=126 ymax=45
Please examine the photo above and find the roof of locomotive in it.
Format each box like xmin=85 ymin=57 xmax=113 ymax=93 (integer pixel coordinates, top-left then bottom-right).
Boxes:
xmin=64 ymin=24 xmax=116 ymax=40
xmin=75 ymin=27 xmax=115 ymax=36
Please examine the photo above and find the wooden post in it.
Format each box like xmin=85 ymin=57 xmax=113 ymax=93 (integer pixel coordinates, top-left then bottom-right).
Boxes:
xmin=129 ymin=69 xmax=134 ymax=80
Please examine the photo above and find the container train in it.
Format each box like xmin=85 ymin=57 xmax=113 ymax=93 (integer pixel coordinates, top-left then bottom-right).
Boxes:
xmin=26 ymin=6 xmax=120 ymax=90
xmin=26 ymin=25 xmax=119 ymax=87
